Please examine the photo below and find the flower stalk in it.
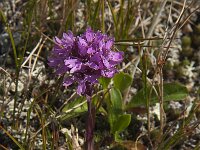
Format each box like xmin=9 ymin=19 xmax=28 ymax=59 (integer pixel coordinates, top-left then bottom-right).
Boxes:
xmin=86 ymin=95 xmax=95 ymax=150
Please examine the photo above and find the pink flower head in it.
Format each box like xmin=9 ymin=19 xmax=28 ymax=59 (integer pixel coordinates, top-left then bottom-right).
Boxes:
xmin=48 ymin=28 xmax=123 ymax=96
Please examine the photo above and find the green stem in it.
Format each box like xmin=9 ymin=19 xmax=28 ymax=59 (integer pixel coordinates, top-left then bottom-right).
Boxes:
xmin=159 ymin=67 xmax=164 ymax=136
xmin=142 ymin=52 xmax=150 ymax=135
xmin=12 ymin=69 xmax=20 ymax=128
xmin=101 ymin=0 xmax=105 ymax=33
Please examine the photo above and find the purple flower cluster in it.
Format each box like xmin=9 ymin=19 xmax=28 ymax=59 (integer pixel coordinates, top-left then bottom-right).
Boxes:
xmin=48 ymin=28 xmax=123 ymax=96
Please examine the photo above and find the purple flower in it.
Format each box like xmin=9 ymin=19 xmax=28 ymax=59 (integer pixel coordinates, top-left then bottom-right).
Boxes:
xmin=48 ymin=28 xmax=123 ymax=96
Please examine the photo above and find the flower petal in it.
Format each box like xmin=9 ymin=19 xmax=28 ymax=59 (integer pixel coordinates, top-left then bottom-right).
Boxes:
xmin=78 ymin=37 xmax=87 ymax=47
xmin=78 ymin=37 xmax=88 ymax=56
xmin=105 ymin=39 xmax=114 ymax=49
xmin=90 ymin=53 xmax=104 ymax=69
xmin=48 ymin=58 xmax=61 ymax=67
xmin=55 ymin=65 xmax=70 ymax=75
xmin=77 ymin=81 xmax=86 ymax=95
xmin=101 ymin=55 xmax=111 ymax=68
xmin=87 ymin=47 xmax=95 ymax=54
xmin=108 ymin=51 xmax=124 ymax=62
xmin=101 ymin=69 xmax=117 ymax=78
xmin=70 ymin=63 xmax=82 ymax=73
xmin=86 ymin=28 xmax=94 ymax=42
xmin=63 ymin=77 xmax=74 ymax=87
xmin=85 ymin=75 xmax=99 ymax=83
xmin=87 ymin=62 xmax=99 ymax=70
xmin=63 ymin=32 xmax=74 ymax=43
xmin=54 ymin=36 xmax=62 ymax=44
xmin=64 ymin=59 xmax=78 ymax=68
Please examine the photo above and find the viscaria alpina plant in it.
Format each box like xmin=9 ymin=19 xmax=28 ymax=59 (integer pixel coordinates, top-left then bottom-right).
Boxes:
xmin=48 ymin=27 xmax=123 ymax=149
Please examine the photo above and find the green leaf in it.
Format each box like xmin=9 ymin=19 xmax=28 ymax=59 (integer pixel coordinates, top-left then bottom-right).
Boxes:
xmin=114 ymin=132 xmax=122 ymax=142
xmin=98 ymin=77 xmax=111 ymax=89
xmin=113 ymin=72 xmax=132 ymax=92
xmin=162 ymin=83 xmax=188 ymax=101
xmin=106 ymin=88 xmax=131 ymax=141
xmin=110 ymin=87 xmax=123 ymax=111
xmin=61 ymin=97 xmax=87 ymax=120
xmin=113 ymin=114 xmax=131 ymax=133
xmin=108 ymin=88 xmax=123 ymax=132
xmin=0 ymin=9 xmax=18 ymax=68
xmin=126 ymin=82 xmax=188 ymax=109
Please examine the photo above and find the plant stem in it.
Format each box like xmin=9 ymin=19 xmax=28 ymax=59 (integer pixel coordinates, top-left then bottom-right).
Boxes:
xmin=86 ymin=95 xmax=95 ymax=150
xmin=12 ymin=69 xmax=20 ymax=128
xmin=101 ymin=0 xmax=105 ymax=33
xmin=158 ymin=66 xmax=164 ymax=135
xmin=142 ymin=52 xmax=150 ymax=135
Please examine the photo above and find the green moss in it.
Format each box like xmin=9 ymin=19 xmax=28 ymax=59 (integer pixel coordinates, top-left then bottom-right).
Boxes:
xmin=182 ymin=36 xmax=191 ymax=47
xmin=181 ymin=46 xmax=193 ymax=57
